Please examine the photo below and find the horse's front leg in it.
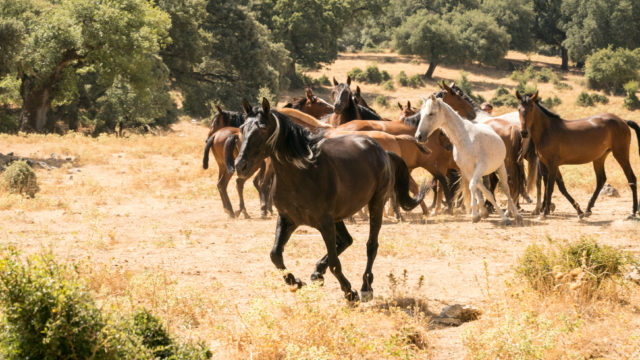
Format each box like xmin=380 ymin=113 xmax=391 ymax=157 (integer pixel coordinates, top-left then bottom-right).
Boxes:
xmin=318 ymin=218 xmax=358 ymax=302
xmin=361 ymin=191 xmax=385 ymax=302
xmin=541 ymin=165 xmax=559 ymax=220
xmin=270 ymin=215 xmax=302 ymax=289
xmin=311 ymin=221 xmax=354 ymax=284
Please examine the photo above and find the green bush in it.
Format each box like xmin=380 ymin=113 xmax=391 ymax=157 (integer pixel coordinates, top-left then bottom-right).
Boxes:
xmin=0 ymin=109 xmax=19 ymax=134
xmin=347 ymin=67 xmax=364 ymax=82
xmin=315 ymin=74 xmax=330 ymax=86
xmin=516 ymin=238 xmax=635 ymax=294
xmin=348 ymin=65 xmax=388 ymax=84
xmin=458 ymin=72 xmax=485 ymax=103
xmin=585 ymin=46 xmax=640 ymax=91
xmin=510 ymin=65 xmax=557 ymax=84
xmin=515 ymin=81 xmax=538 ymax=97
xmin=490 ymin=85 xmax=518 ymax=108
xmin=382 ymin=80 xmax=395 ymax=91
xmin=0 ymin=251 xmax=211 ymax=360
xmin=375 ymin=95 xmax=389 ymax=107
xmin=541 ymin=96 xmax=562 ymax=108
xmin=407 ymin=74 xmax=424 ymax=88
xmin=397 ymin=71 xmax=408 ymax=86
xmin=623 ymin=80 xmax=640 ymax=110
xmin=553 ymin=79 xmax=573 ymax=91
xmin=576 ymin=92 xmax=609 ymax=107
xmin=256 ymin=87 xmax=277 ymax=107
xmin=290 ymin=71 xmax=314 ymax=89
xmin=2 ymin=160 xmax=39 ymax=197
xmin=381 ymin=70 xmax=391 ymax=82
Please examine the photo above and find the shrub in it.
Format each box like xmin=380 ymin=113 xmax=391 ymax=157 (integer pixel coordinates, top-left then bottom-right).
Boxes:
xmin=510 ymin=65 xmax=557 ymax=84
xmin=541 ymin=96 xmax=562 ymax=108
xmin=516 ymin=238 xmax=635 ymax=296
xmin=553 ymin=79 xmax=572 ymax=90
xmin=381 ymin=70 xmax=391 ymax=82
xmin=623 ymin=80 xmax=640 ymax=110
xmin=0 ymin=108 xmax=19 ymax=134
xmin=407 ymin=74 xmax=424 ymax=88
xmin=576 ymin=92 xmax=608 ymax=107
xmin=290 ymin=71 xmax=314 ymax=89
xmin=315 ymin=74 xmax=330 ymax=86
xmin=2 ymin=160 xmax=39 ymax=197
xmin=490 ymin=86 xmax=519 ymax=108
xmin=375 ymin=95 xmax=389 ymax=107
xmin=363 ymin=65 xmax=383 ymax=83
xmin=256 ymin=87 xmax=277 ymax=107
xmin=585 ymin=46 xmax=640 ymax=91
xmin=397 ymin=71 xmax=409 ymax=86
xmin=458 ymin=72 xmax=485 ymax=103
xmin=382 ymin=80 xmax=395 ymax=91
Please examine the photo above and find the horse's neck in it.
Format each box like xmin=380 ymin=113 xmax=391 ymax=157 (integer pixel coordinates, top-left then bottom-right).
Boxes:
xmin=530 ymin=106 xmax=558 ymax=143
xmin=440 ymin=107 xmax=473 ymax=150
xmin=474 ymin=110 xmax=494 ymax=123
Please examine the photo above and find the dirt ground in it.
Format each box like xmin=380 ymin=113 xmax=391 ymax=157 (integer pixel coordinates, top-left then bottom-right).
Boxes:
xmin=1 ymin=117 xmax=639 ymax=358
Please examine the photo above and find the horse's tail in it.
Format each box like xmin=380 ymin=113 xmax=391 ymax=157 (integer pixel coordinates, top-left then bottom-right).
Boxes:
xmin=626 ymin=120 xmax=640 ymax=156
xmin=521 ymin=135 xmax=538 ymax=194
xmin=387 ymin=151 xmax=428 ymax=211
xmin=508 ymin=127 xmax=525 ymax=200
xmin=203 ymin=136 xmax=214 ymax=170
xmin=224 ymin=134 xmax=239 ymax=174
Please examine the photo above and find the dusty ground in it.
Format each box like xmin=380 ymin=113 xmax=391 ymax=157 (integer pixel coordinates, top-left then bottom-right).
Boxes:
xmin=1 ymin=52 xmax=640 ymax=359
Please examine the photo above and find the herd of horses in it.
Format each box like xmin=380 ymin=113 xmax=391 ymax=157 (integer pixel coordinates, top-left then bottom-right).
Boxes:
xmin=202 ymin=76 xmax=640 ymax=301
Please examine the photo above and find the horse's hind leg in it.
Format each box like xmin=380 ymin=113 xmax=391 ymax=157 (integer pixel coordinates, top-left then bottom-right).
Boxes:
xmin=217 ymin=170 xmax=235 ymax=218
xmin=554 ymin=171 xmax=583 ymax=217
xmin=361 ymin=190 xmax=385 ymax=302
xmin=318 ymin=218 xmax=358 ymax=301
xmin=235 ymin=177 xmax=250 ymax=218
xmin=497 ymin=164 xmax=522 ymax=224
xmin=585 ymin=155 xmax=608 ymax=217
xmin=483 ymin=174 xmax=498 ymax=214
xmin=409 ymin=175 xmax=428 ymax=217
xmin=271 ymin=215 xmax=303 ymax=289
xmin=311 ymin=221 xmax=354 ymax=283
xmin=612 ymin=148 xmax=637 ymax=217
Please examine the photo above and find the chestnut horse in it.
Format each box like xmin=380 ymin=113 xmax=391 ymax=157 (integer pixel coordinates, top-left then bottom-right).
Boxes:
xmin=283 ymin=87 xmax=334 ymax=119
xmin=231 ymin=98 xmax=426 ymax=302
xmin=517 ymin=91 xmax=640 ymax=219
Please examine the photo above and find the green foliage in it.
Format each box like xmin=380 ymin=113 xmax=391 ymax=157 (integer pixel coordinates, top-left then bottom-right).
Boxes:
xmin=397 ymin=71 xmax=408 ymax=86
xmin=541 ymin=95 xmax=562 ymax=108
xmin=348 ymin=64 xmax=388 ymax=84
xmin=585 ymin=46 xmax=640 ymax=91
xmin=382 ymin=80 xmax=395 ymax=91
xmin=0 ymin=251 xmax=211 ymax=360
xmin=0 ymin=75 xmax=20 ymax=106
xmin=553 ymin=79 xmax=573 ymax=90
xmin=381 ymin=70 xmax=391 ymax=82
xmin=481 ymin=0 xmax=535 ymax=51
xmin=623 ymin=80 xmax=640 ymax=110
xmin=289 ymin=71 xmax=314 ymax=89
xmin=2 ymin=160 xmax=38 ymax=197
xmin=516 ymin=239 xmax=635 ymax=293
xmin=407 ymin=75 xmax=424 ymax=88
xmin=490 ymin=86 xmax=519 ymax=108
xmin=576 ymin=91 xmax=608 ymax=107
xmin=457 ymin=72 xmax=485 ymax=103
xmin=0 ymin=108 xmax=19 ymax=133
xmin=515 ymin=81 xmax=538 ymax=97
xmin=257 ymin=87 xmax=277 ymax=108
xmin=375 ymin=95 xmax=389 ymax=107
xmin=447 ymin=9 xmax=511 ymax=66
xmin=315 ymin=74 xmax=331 ymax=86
xmin=510 ymin=65 xmax=557 ymax=84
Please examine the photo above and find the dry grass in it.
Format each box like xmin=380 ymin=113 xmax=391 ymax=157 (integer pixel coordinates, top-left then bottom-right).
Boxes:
xmin=1 ymin=51 xmax=640 ymax=359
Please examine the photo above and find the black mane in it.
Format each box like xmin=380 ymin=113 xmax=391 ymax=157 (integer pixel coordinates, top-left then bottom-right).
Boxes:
xmin=213 ymin=110 xmax=245 ymax=128
xmin=268 ymin=109 xmax=325 ymax=168
xmin=357 ymin=103 xmax=381 ymax=120
xmin=403 ymin=112 xmax=421 ymax=128
xmin=534 ymin=98 xmax=562 ymax=120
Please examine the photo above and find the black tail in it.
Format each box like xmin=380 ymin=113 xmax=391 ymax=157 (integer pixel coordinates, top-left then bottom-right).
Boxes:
xmin=388 ymin=151 xmax=428 ymax=211
xmin=224 ymin=134 xmax=239 ymax=174
xmin=627 ymin=120 xmax=640 ymax=156
xmin=203 ymin=137 xmax=214 ymax=170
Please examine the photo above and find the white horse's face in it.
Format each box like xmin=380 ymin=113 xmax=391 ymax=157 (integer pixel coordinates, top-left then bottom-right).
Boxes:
xmin=415 ymin=96 xmax=444 ymax=142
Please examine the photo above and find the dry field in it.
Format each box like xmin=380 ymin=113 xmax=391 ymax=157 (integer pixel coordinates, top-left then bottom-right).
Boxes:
xmin=1 ymin=52 xmax=640 ymax=359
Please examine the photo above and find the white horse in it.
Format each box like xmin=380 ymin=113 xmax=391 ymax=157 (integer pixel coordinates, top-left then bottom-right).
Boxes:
xmin=415 ymin=95 xmax=522 ymax=225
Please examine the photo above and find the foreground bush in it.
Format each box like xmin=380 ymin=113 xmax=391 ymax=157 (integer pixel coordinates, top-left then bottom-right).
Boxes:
xmin=516 ymin=238 xmax=635 ymax=297
xmin=2 ymin=160 xmax=39 ymax=198
xmin=0 ymin=251 xmax=210 ymax=360
xmin=576 ymin=91 xmax=609 ymax=107
xmin=623 ymin=81 xmax=640 ymax=110
xmin=585 ymin=47 xmax=640 ymax=91
xmin=490 ymin=86 xmax=518 ymax=108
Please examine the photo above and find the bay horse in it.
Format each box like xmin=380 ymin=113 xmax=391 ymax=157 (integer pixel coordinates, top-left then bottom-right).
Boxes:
xmin=329 ymin=77 xmax=384 ymax=126
xmin=353 ymin=86 xmax=383 ymax=120
xmin=231 ymin=98 xmax=426 ymax=302
xmin=283 ymin=87 xmax=334 ymax=119
xmin=516 ymin=91 xmax=640 ymax=219
xmin=416 ymin=95 xmax=522 ymax=225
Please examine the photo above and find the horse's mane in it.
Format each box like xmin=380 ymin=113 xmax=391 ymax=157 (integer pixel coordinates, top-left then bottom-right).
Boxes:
xmin=533 ymin=98 xmax=562 ymax=120
xmin=283 ymin=97 xmax=307 ymax=109
xmin=436 ymin=86 xmax=480 ymax=119
xmin=213 ymin=110 xmax=245 ymax=128
xmin=402 ymin=112 xmax=421 ymax=128
xmin=357 ymin=104 xmax=381 ymax=120
xmin=268 ymin=110 xmax=326 ymax=168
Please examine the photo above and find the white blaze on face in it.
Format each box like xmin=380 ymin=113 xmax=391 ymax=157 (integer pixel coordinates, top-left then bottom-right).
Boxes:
xmin=416 ymin=96 xmax=436 ymax=140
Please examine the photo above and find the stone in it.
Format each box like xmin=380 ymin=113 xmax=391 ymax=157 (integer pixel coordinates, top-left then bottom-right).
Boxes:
xmin=626 ymin=267 xmax=640 ymax=284
xmin=435 ymin=304 xmax=482 ymax=326
xmin=600 ymin=183 xmax=620 ymax=197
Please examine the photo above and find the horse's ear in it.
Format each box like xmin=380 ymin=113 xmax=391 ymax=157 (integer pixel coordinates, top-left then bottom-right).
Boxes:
xmin=397 ymin=102 xmax=403 ymax=110
xmin=215 ymin=105 xmax=223 ymax=114
xmin=515 ymin=91 xmax=522 ymax=101
xmin=261 ymin=97 xmax=271 ymax=114
xmin=449 ymin=81 xmax=455 ymax=88
xmin=346 ymin=76 xmax=351 ymax=86
xmin=356 ymin=85 xmax=361 ymax=96
xmin=333 ymin=77 xmax=339 ymax=86
xmin=438 ymin=81 xmax=445 ymax=89
xmin=407 ymin=100 xmax=411 ymax=109
xmin=242 ymin=99 xmax=252 ymax=114
xmin=531 ymin=90 xmax=539 ymax=101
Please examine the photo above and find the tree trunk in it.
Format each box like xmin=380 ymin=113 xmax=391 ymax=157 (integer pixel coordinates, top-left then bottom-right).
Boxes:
xmin=19 ymin=76 xmax=53 ymax=133
xmin=560 ymin=47 xmax=568 ymax=71
xmin=286 ymin=60 xmax=296 ymax=79
xmin=424 ymin=62 xmax=437 ymax=79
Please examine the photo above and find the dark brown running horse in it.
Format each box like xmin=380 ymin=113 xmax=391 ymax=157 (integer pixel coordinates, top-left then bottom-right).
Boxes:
xmin=517 ymin=91 xmax=640 ymax=218
xmin=283 ymin=87 xmax=334 ymax=119
xmin=231 ymin=98 xmax=426 ymax=302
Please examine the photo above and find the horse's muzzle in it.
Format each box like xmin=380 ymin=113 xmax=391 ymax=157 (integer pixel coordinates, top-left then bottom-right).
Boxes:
xmin=234 ymin=158 xmax=250 ymax=178
xmin=521 ymin=129 xmax=529 ymax=138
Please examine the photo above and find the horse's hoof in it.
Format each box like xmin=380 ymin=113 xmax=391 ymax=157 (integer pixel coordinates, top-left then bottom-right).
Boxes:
xmin=360 ymin=290 xmax=373 ymax=302
xmin=310 ymin=272 xmax=324 ymax=285
xmin=626 ymin=213 xmax=638 ymax=220
xmin=472 ymin=215 xmax=481 ymax=223
xmin=582 ymin=211 xmax=591 ymax=218
xmin=537 ymin=214 xmax=546 ymax=221
xmin=550 ymin=203 xmax=556 ymax=212
xmin=345 ymin=289 xmax=359 ymax=302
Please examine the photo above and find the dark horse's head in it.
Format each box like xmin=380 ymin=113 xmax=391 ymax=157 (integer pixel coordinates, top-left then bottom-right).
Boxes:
xmin=331 ymin=76 xmax=354 ymax=114
xmin=435 ymin=81 xmax=477 ymax=120
xmin=234 ymin=98 xmax=323 ymax=178
xmin=516 ymin=90 xmax=540 ymax=138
